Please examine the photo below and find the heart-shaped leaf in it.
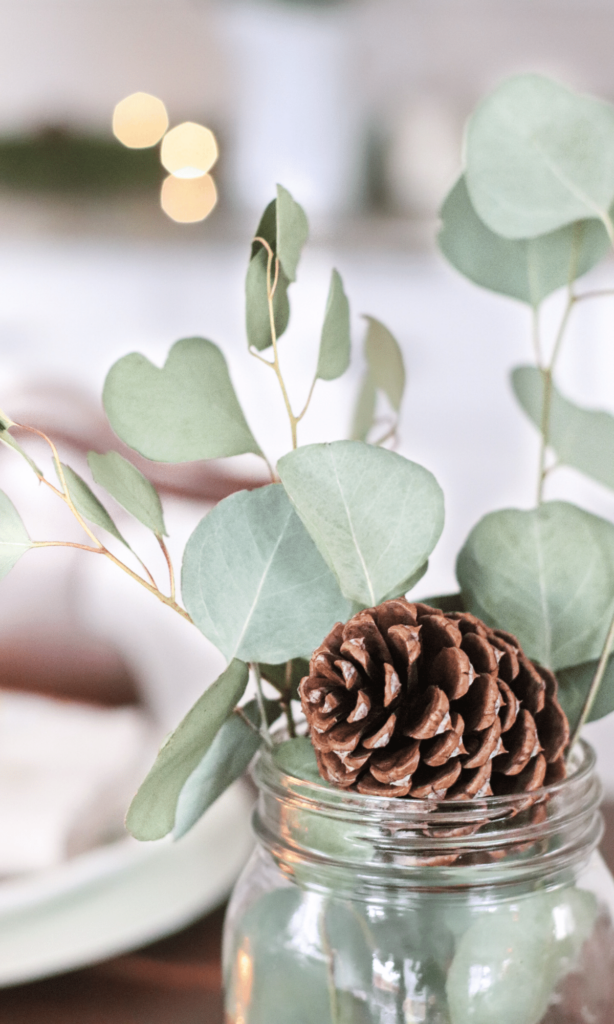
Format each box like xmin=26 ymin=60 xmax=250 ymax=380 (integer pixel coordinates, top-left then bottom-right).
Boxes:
xmin=557 ymin=656 xmax=614 ymax=733
xmin=465 ymin=74 xmax=614 ymax=239
xmin=88 ymin=451 xmax=167 ymax=537
xmin=246 ymin=247 xmax=291 ymax=352
xmin=363 ymin=317 xmax=405 ymax=413
xmin=0 ymin=489 xmax=32 ymax=580
xmin=126 ymin=658 xmax=249 ymax=841
xmin=277 ymin=441 xmax=444 ymax=607
xmin=173 ymin=697 xmax=281 ymax=839
xmin=103 ymin=337 xmax=262 ymax=463
xmin=316 ymin=269 xmax=351 ymax=382
xmin=512 ymin=366 xmax=614 ymax=491
xmin=61 ymin=464 xmax=128 ymax=547
xmin=276 ymin=184 xmax=309 ymax=282
xmin=181 ymin=484 xmax=352 ymax=663
xmin=457 ymin=502 xmax=614 ymax=670
xmin=439 ymin=176 xmax=610 ymax=306
xmin=350 ymin=373 xmax=377 ymax=442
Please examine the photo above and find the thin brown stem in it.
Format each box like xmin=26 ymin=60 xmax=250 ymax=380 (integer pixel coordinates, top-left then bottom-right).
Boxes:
xmin=568 ymin=608 xmax=614 ymax=757
xmin=574 ymin=287 xmax=614 ymax=304
xmin=296 ymin=374 xmax=318 ymax=423
xmin=372 ymin=420 xmax=398 ymax=448
xmin=32 ymin=540 xmax=103 ymax=554
xmin=157 ymin=536 xmax=176 ymax=603
xmin=234 ymin=706 xmax=263 ymax=739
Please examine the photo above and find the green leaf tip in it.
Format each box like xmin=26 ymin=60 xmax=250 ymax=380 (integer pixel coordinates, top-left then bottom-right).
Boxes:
xmin=275 ymin=184 xmax=309 ymax=282
xmin=0 ymin=489 xmax=32 ymax=581
xmin=87 ymin=451 xmax=167 ymax=537
xmin=126 ymin=659 xmax=249 ymax=841
xmin=103 ymin=337 xmax=263 ymax=463
xmin=363 ymin=316 xmax=405 ymax=413
xmin=316 ymin=268 xmax=351 ymax=382
xmin=61 ymin=464 xmax=129 ymax=548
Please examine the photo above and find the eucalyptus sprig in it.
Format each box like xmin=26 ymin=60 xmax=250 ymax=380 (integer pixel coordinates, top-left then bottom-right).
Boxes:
xmin=0 ymin=183 xmax=443 ymax=841
xmin=439 ymin=72 xmax=614 ymax=748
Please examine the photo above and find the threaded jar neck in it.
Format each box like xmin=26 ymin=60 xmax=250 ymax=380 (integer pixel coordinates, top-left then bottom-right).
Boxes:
xmin=252 ymin=739 xmax=602 ymax=898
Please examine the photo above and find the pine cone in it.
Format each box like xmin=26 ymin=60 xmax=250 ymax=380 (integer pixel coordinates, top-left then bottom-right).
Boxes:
xmin=300 ymin=599 xmax=569 ymax=801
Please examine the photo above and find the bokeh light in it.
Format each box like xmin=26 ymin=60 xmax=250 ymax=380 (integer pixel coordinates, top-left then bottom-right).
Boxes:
xmin=112 ymin=92 xmax=169 ymax=149
xmin=160 ymin=173 xmax=217 ymax=223
xmin=160 ymin=122 xmax=218 ymax=178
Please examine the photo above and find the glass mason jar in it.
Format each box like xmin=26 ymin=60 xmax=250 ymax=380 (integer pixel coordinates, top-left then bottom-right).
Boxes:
xmin=224 ymin=739 xmax=614 ymax=1024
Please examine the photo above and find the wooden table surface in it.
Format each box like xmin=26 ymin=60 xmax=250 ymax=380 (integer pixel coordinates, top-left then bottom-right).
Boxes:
xmin=2 ymin=807 xmax=614 ymax=1023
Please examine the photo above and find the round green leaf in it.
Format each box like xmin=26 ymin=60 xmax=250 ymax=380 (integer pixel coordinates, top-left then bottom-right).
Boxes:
xmin=457 ymin=502 xmax=614 ymax=670
xmin=466 ymin=74 xmax=614 ymax=239
xmin=181 ymin=484 xmax=352 ymax=663
xmin=512 ymin=365 xmax=614 ymax=492
xmin=0 ymin=489 xmax=32 ymax=580
xmin=88 ymin=450 xmax=167 ymax=536
xmin=103 ymin=337 xmax=262 ymax=463
xmin=277 ymin=441 xmax=444 ymax=607
xmin=126 ymin=659 xmax=249 ymax=841
xmin=439 ymin=176 xmax=610 ymax=306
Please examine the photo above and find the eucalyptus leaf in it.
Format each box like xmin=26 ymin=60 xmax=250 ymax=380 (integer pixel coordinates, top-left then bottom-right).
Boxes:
xmin=126 ymin=659 xmax=249 ymax=841
xmin=363 ymin=316 xmax=405 ymax=413
xmin=0 ymin=488 xmax=32 ymax=580
xmin=446 ymin=887 xmax=597 ymax=1024
xmin=259 ymin=658 xmax=310 ymax=700
xmin=277 ymin=441 xmax=444 ymax=607
xmin=380 ymin=560 xmax=428 ymax=601
xmin=173 ymin=697 xmax=281 ymax=839
xmin=245 ymin=247 xmax=291 ymax=351
xmin=350 ymin=372 xmax=377 ymax=442
xmin=465 ymin=73 xmax=614 ymax=239
xmin=512 ymin=365 xmax=614 ymax=491
xmin=181 ymin=484 xmax=352 ymax=664
xmin=439 ymin=176 xmax=610 ymax=306
xmin=316 ymin=269 xmax=351 ymax=381
xmin=276 ymin=183 xmax=309 ymax=282
xmin=273 ymin=736 xmax=326 ymax=785
xmin=0 ymin=428 xmax=42 ymax=477
xmin=88 ymin=451 xmax=167 ymax=537
xmin=61 ymin=464 xmax=128 ymax=547
xmin=557 ymin=656 xmax=614 ymax=733
xmin=457 ymin=501 xmax=614 ymax=670
xmin=103 ymin=337 xmax=262 ymax=463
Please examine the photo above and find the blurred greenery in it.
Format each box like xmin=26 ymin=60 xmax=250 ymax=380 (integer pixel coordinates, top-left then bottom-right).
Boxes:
xmin=0 ymin=127 xmax=162 ymax=194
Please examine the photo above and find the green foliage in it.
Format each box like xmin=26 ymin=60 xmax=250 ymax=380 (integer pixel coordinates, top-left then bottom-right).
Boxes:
xmin=557 ymin=656 xmax=614 ymax=733
xmin=103 ymin=337 xmax=262 ymax=463
xmin=88 ymin=451 xmax=167 ymax=537
xmin=446 ymin=887 xmax=597 ymax=1024
xmin=457 ymin=502 xmax=614 ymax=670
xmin=316 ymin=269 xmax=351 ymax=381
xmin=0 ymin=489 xmax=32 ymax=580
xmin=173 ymin=697 xmax=281 ymax=840
xmin=259 ymin=658 xmax=310 ymax=701
xmin=465 ymin=74 xmax=614 ymax=239
xmin=277 ymin=441 xmax=444 ymax=607
xmin=245 ymin=247 xmax=291 ymax=351
xmin=126 ymin=659 xmax=249 ymax=841
xmin=439 ymin=176 xmax=610 ymax=306
xmin=276 ymin=184 xmax=309 ymax=282
xmin=181 ymin=484 xmax=352 ymax=664
xmin=273 ymin=736 xmax=326 ymax=785
xmin=0 ymin=427 xmax=42 ymax=476
xmin=512 ymin=366 xmax=614 ymax=491
xmin=61 ymin=464 xmax=128 ymax=547
xmin=363 ymin=316 xmax=406 ymax=413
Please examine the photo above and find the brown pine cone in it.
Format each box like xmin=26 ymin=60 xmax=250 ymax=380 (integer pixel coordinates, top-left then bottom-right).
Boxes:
xmin=300 ymin=599 xmax=569 ymax=801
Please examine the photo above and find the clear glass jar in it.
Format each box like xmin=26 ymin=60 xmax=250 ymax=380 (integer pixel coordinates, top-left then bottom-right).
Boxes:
xmin=224 ymin=739 xmax=614 ymax=1024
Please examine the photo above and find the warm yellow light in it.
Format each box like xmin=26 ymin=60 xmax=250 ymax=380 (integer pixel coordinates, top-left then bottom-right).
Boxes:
xmin=160 ymin=173 xmax=218 ymax=223
xmin=112 ymin=92 xmax=169 ymax=149
xmin=160 ymin=122 xmax=218 ymax=178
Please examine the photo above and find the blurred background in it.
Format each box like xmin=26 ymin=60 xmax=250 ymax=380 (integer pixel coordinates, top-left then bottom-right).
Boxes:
xmin=3 ymin=1 xmax=614 ymax=1020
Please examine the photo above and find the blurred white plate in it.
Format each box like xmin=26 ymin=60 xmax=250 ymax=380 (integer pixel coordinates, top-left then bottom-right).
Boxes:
xmin=0 ymin=782 xmax=254 ymax=987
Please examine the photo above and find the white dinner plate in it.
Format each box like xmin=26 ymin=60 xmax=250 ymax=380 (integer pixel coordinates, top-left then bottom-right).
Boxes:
xmin=0 ymin=782 xmax=254 ymax=987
